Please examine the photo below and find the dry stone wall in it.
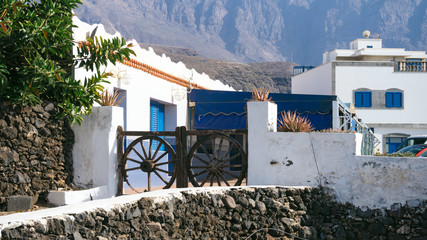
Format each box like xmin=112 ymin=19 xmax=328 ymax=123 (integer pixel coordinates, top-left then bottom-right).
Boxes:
xmin=0 ymin=103 xmax=74 ymax=210
xmin=1 ymin=187 xmax=426 ymax=239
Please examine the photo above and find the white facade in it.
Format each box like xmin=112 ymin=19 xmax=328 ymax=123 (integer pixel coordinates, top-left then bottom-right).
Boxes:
xmin=293 ymin=36 xmax=427 ymax=153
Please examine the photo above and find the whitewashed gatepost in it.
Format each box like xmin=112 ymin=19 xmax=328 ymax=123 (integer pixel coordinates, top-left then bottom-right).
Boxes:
xmin=48 ymin=106 xmax=123 ymax=205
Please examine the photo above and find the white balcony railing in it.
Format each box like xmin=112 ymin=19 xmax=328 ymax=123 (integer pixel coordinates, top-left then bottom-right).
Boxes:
xmin=395 ymin=61 xmax=427 ymax=72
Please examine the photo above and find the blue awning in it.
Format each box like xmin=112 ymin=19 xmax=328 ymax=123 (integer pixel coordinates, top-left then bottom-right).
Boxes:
xmin=188 ymin=89 xmax=337 ymax=130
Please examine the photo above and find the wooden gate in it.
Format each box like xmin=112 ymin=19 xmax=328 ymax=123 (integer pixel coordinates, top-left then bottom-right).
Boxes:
xmin=116 ymin=126 xmax=247 ymax=195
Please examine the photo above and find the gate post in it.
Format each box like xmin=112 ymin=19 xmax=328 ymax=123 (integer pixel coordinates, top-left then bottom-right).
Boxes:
xmin=116 ymin=126 xmax=124 ymax=196
xmin=175 ymin=126 xmax=188 ymax=188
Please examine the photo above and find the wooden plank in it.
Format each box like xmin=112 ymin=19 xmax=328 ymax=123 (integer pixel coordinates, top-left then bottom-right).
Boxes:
xmin=116 ymin=126 xmax=124 ymax=196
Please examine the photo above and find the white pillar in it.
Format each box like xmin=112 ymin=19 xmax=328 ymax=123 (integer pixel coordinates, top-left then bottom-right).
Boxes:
xmin=332 ymin=100 xmax=340 ymax=130
xmin=247 ymin=102 xmax=277 ymax=185
xmin=72 ymin=106 xmax=123 ymax=198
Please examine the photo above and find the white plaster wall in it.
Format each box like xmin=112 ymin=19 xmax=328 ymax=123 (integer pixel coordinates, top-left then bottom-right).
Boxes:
xmin=72 ymin=106 xmax=123 ymax=197
xmin=247 ymin=102 xmax=427 ymax=209
xmin=292 ymin=62 xmax=333 ymax=95
xmin=335 ymin=65 xmax=427 ymax=125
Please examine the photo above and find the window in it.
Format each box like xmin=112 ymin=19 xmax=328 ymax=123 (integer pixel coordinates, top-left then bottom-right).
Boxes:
xmin=355 ymin=91 xmax=372 ymax=107
xmin=367 ymin=45 xmax=373 ymax=48
xmin=385 ymin=92 xmax=402 ymax=108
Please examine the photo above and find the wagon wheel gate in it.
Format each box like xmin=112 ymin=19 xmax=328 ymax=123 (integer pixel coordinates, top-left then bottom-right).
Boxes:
xmin=116 ymin=126 xmax=247 ymax=195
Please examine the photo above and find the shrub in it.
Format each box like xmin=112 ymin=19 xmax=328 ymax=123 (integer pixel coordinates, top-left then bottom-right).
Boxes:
xmin=99 ymin=89 xmax=123 ymax=106
xmin=0 ymin=0 xmax=135 ymax=124
xmin=278 ymin=111 xmax=314 ymax=132
xmin=251 ymin=87 xmax=271 ymax=102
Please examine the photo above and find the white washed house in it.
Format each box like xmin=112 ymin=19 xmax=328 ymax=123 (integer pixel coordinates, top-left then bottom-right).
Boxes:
xmin=69 ymin=16 xmax=234 ymax=198
xmin=292 ymin=35 xmax=427 ymax=153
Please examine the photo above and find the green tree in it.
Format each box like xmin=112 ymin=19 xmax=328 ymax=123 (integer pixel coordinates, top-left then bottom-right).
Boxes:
xmin=0 ymin=0 xmax=135 ymax=124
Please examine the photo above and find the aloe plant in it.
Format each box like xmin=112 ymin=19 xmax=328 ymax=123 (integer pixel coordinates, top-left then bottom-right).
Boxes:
xmin=278 ymin=111 xmax=314 ymax=132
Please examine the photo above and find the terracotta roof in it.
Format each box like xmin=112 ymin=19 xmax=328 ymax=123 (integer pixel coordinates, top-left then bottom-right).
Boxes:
xmin=121 ymin=58 xmax=209 ymax=90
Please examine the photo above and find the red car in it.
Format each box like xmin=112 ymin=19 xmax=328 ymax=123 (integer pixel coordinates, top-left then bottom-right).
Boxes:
xmin=395 ymin=144 xmax=427 ymax=157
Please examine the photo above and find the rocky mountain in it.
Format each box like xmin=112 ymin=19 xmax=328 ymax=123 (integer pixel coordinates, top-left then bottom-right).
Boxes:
xmin=75 ymin=0 xmax=427 ymax=66
xmin=140 ymin=43 xmax=294 ymax=92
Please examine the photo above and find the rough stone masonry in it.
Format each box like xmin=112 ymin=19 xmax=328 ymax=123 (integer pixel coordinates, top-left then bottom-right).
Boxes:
xmin=1 ymin=187 xmax=426 ymax=239
xmin=0 ymin=102 xmax=74 ymax=210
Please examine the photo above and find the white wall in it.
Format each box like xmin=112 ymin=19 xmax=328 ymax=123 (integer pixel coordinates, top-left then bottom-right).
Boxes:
xmin=292 ymin=62 xmax=333 ymax=95
xmin=72 ymin=106 xmax=123 ymax=197
xmin=247 ymin=102 xmax=427 ymax=209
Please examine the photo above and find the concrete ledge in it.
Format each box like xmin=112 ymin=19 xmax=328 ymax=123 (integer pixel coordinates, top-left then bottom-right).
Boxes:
xmin=47 ymin=185 xmax=109 ymax=206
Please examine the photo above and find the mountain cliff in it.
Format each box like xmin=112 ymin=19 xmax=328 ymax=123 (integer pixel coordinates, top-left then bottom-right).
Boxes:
xmin=75 ymin=0 xmax=427 ymax=66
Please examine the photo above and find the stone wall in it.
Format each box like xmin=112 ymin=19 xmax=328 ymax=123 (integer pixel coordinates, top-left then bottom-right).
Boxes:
xmin=1 ymin=187 xmax=426 ymax=239
xmin=0 ymin=103 xmax=74 ymax=210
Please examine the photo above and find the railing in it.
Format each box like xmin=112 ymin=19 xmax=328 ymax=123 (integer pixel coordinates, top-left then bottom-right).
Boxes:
xmin=337 ymin=99 xmax=380 ymax=155
xmin=395 ymin=61 xmax=427 ymax=72
xmin=293 ymin=65 xmax=315 ymax=75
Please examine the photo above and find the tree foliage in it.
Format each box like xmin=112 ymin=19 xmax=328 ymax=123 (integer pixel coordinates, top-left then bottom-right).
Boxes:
xmin=0 ymin=0 xmax=135 ymax=124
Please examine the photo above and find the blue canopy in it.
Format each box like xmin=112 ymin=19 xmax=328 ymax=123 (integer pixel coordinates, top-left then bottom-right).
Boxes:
xmin=188 ymin=89 xmax=337 ymax=130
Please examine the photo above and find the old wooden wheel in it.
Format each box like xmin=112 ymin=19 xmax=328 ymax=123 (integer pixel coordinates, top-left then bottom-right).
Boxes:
xmin=187 ymin=134 xmax=247 ymax=187
xmin=122 ymin=136 xmax=176 ymax=192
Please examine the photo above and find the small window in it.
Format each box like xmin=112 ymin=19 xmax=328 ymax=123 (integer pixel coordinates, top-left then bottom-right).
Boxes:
xmin=367 ymin=45 xmax=373 ymax=48
xmin=385 ymin=92 xmax=402 ymax=108
xmin=355 ymin=91 xmax=372 ymax=107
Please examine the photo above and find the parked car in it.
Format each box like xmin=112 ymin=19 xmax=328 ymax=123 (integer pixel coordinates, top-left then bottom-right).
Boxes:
xmin=394 ymin=136 xmax=427 ymax=152
xmin=395 ymin=144 xmax=427 ymax=157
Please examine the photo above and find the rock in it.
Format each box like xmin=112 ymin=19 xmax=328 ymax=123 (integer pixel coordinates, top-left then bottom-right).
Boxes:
xmin=7 ymin=195 xmax=33 ymax=212
xmin=35 ymin=118 xmax=46 ymax=128
xmin=44 ymin=103 xmax=55 ymax=112
xmin=146 ymin=222 xmax=162 ymax=232
xmin=389 ymin=203 xmax=403 ymax=218
xmin=15 ymin=172 xmax=30 ymax=183
xmin=224 ymin=196 xmax=236 ymax=209
xmin=248 ymin=198 xmax=256 ymax=208
xmin=367 ymin=223 xmax=386 ymax=235
xmin=256 ymin=200 xmax=266 ymax=214
xmin=396 ymin=225 xmax=410 ymax=235
xmin=406 ymin=199 xmax=420 ymax=208
xmin=73 ymin=231 xmax=84 ymax=240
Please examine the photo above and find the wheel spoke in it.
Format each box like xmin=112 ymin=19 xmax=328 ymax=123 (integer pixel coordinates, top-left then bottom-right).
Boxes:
xmin=217 ymin=138 xmax=224 ymax=158
xmin=156 ymin=160 xmax=176 ymax=166
xmin=214 ymin=172 xmax=222 ymax=186
xmin=221 ymin=170 xmax=240 ymax=179
xmin=190 ymin=166 xmax=209 ymax=169
xmin=222 ymin=164 xmax=242 ymax=168
xmin=148 ymin=139 xmax=154 ymax=159
xmin=151 ymin=141 xmax=163 ymax=160
xmin=209 ymin=173 xmax=215 ymax=186
xmin=219 ymin=144 xmax=236 ymax=162
xmin=200 ymin=172 xmax=212 ymax=186
xmin=216 ymin=172 xmax=230 ymax=186
xmin=127 ymin=157 xmax=143 ymax=164
xmin=153 ymin=151 xmax=169 ymax=163
xmin=155 ymin=167 xmax=174 ymax=175
xmin=211 ymin=137 xmax=216 ymax=157
xmin=132 ymin=147 xmax=145 ymax=161
xmin=147 ymin=172 xmax=151 ymax=192
xmin=192 ymin=169 xmax=209 ymax=177
xmin=222 ymin=152 xmax=241 ymax=164
xmin=193 ymin=154 xmax=210 ymax=165
xmin=154 ymin=170 xmax=169 ymax=184
xmin=140 ymin=141 xmax=149 ymax=160
xmin=200 ymin=144 xmax=213 ymax=161
xmin=125 ymin=166 xmax=141 ymax=172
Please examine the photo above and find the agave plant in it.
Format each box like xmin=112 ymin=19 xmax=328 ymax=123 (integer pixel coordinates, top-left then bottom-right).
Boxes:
xmin=278 ymin=111 xmax=314 ymax=132
xmin=98 ymin=89 xmax=123 ymax=106
xmin=251 ymin=87 xmax=271 ymax=102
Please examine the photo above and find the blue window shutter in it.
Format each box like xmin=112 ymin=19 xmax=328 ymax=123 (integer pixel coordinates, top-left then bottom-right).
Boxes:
xmin=386 ymin=92 xmax=403 ymax=108
xmin=150 ymin=101 xmax=165 ymax=151
xmin=364 ymin=92 xmax=372 ymax=107
xmin=395 ymin=92 xmax=402 ymax=107
xmin=385 ymin=92 xmax=393 ymax=107
xmin=355 ymin=92 xmax=362 ymax=107
xmin=355 ymin=91 xmax=371 ymax=107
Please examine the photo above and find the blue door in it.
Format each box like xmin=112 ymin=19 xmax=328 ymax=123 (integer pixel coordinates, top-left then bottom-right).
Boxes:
xmin=386 ymin=137 xmax=405 ymax=153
